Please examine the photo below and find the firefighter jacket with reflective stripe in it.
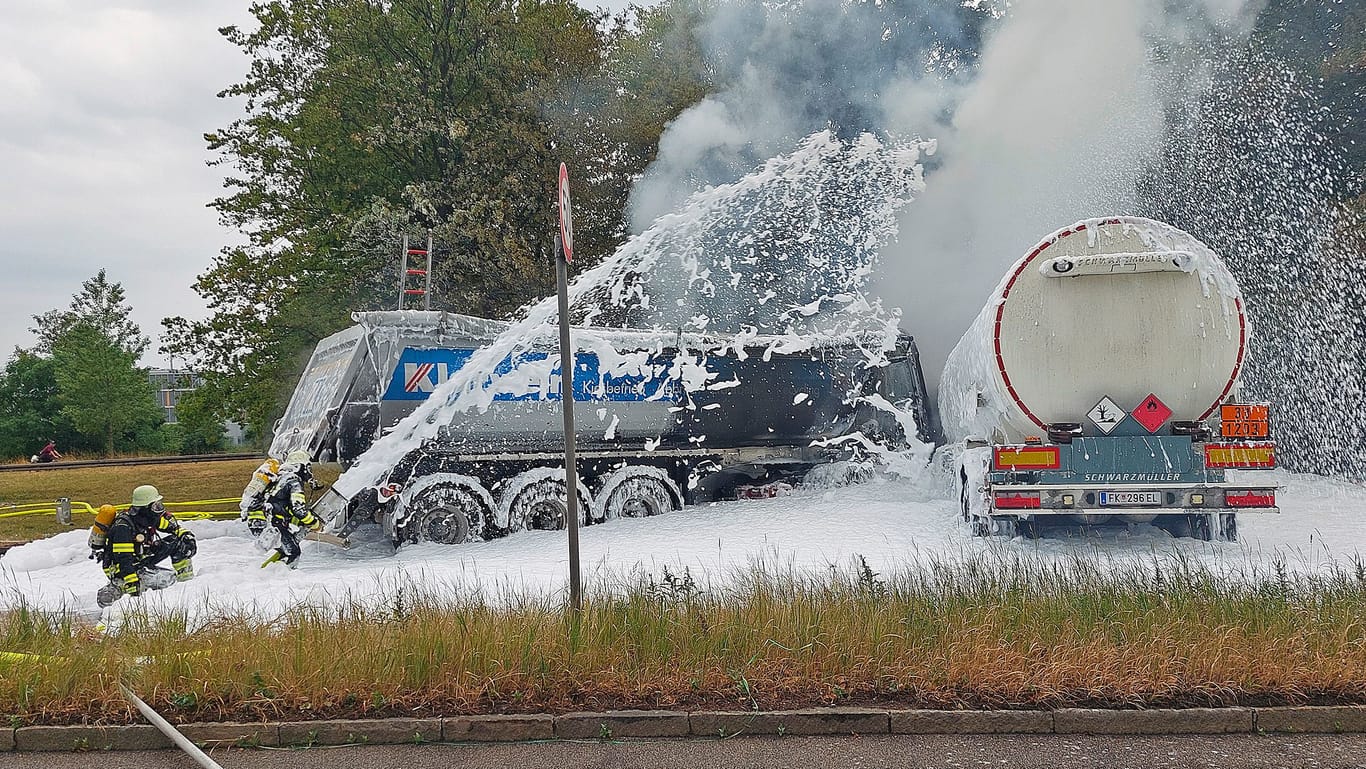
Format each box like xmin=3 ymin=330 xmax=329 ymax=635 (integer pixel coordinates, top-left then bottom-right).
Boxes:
xmin=103 ymin=507 xmax=184 ymax=580
xmin=264 ymin=471 xmax=318 ymax=529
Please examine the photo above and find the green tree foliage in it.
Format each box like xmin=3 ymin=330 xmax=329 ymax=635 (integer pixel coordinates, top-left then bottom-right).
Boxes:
xmin=0 ymin=351 xmax=79 ymax=460
xmin=30 ymin=268 xmax=150 ymax=358
xmin=557 ymin=0 xmax=715 ymax=242
xmin=50 ymin=324 xmax=164 ymax=456
xmin=173 ymin=385 xmax=229 ymax=454
xmin=1 ymin=271 xmax=166 ymax=459
xmin=165 ymin=0 xmax=713 ymax=439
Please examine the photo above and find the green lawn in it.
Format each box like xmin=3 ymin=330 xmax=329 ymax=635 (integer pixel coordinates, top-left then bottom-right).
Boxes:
xmin=0 ymin=460 xmax=340 ymax=542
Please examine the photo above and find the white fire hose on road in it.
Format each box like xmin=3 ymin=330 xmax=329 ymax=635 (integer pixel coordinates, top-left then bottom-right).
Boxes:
xmin=118 ymin=682 xmax=224 ymax=769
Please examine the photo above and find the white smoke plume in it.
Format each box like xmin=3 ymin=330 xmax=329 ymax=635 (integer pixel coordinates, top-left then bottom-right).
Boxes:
xmin=630 ymin=0 xmax=1267 ymax=386
xmin=880 ymin=0 xmax=1266 ymax=384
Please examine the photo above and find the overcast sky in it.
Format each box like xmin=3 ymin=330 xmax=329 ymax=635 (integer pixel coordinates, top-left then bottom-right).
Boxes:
xmin=0 ymin=0 xmax=633 ymax=368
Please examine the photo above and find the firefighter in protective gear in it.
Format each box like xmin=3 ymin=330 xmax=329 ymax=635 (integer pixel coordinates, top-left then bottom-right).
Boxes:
xmin=95 ymin=485 xmax=197 ymax=608
xmin=239 ymin=456 xmax=280 ymax=536
xmin=261 ymin=451 xmax=322 ymax=568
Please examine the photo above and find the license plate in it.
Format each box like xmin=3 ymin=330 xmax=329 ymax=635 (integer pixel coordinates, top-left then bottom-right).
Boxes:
xmin=1098 ymin=491 xmax=1162 ymax=506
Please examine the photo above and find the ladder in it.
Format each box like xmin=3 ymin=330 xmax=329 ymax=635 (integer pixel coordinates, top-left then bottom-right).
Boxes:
xmin=397 ymin=233 xmax=433 ymax=310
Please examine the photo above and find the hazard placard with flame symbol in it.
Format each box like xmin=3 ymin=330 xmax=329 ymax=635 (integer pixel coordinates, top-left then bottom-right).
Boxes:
xmin=1133 ymin=393 xmax=1172 ymax=433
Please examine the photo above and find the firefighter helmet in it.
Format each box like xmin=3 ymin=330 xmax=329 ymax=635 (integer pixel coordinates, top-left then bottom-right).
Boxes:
xmin=131 ymin=485 xmax=163 ymax=507
xmin=286 ymin=450 xmax=310 ymax=465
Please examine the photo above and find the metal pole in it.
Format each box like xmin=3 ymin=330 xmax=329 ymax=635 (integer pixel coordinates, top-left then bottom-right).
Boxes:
xmin=118 ymin=682 xmax=225 ymax=769
xmin=555 ymin=234 xmax=582 ymax=614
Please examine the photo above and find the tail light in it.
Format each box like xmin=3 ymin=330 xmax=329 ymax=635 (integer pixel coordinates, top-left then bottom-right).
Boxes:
xmin=993 ymin=445 xmax=1061 ymax=471
xmin=1225 ymin=490 xmax=1275 ymax=508
xmin=995 ymin=491 xmax=1042 ymax=510
xmin=1204 ymin=443 xmax=1276 ymax=469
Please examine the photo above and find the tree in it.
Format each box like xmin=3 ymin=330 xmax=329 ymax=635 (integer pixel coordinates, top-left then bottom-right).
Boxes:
xmin=173 ymin=385 xmax=229 ymax=454
xmin=31 ymin=269 xmax=150 ymax=358
xmin=0 ymin=350 xmax=81 ymax=460
xmin=164 ymin=0 xmax=623 ymax=439
xmin=50 ymin=323 xmax=163 ymax=456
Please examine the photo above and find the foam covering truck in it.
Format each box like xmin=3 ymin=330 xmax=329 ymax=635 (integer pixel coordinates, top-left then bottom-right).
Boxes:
xmin=273 ymin=311 xmax=935 ymax=546
xmin=940 ymin=217 xmax=1279 ymax=540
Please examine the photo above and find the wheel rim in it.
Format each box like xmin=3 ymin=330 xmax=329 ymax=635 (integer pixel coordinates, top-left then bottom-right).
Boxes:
xmin=510 ymin=478 xmax=583 ymax=531
xmin=404 ymin=482 xmax=487 ymax=544
xmin=418 ymin=505 xmax=471 ymax=544
xmin=527 ymin=498 xmax=566 ymax=530
xmin=609 ymin=477 xmax=671 ymax=518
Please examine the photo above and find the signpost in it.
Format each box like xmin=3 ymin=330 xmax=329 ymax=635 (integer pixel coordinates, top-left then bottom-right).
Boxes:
xmin=555 ymin=162 xmax=582 ymax=614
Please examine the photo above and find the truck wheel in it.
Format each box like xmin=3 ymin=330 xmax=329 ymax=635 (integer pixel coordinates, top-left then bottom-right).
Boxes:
xmin=801 ymin=461 xmax=872 ymax=489
xmin=395 ymin=476 xmax=493 ymax=545
xmin=597 ymin=466 xmax=681 ymax=520
xmin=502 ymin=471 xmax=593 ymax=532
xmin=1192 ymin=513 xmax=1213 ymax=542
xmin=1218 ymin=513 xmax=1237 ymax=542
xmin=970 ymin=515 xmax=990 ymax=538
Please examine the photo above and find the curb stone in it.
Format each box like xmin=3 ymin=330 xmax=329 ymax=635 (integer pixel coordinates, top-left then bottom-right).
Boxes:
xmin=2 ymin=726 xmax=13 ymax=752
xmin=178 ymin=721 xmax=279 ymax=748
xmin=1054 ymin=708 xmax=1254 ymax=735
xmin=1256 ymin=706 xmax=1366 ymax=734
xmin=556 ymin=710 xmax=690 ymax=740
xmin=15 ymin=724 xmax=172 ymax=752
xmin=891 ymin=710 xmax=1053 ymax=734
xmin=16 ymin=707 xmax=1366 ymax=751
xmin=444 ymin=714 xmax=554 ymax=742
xmin=279 ymin=718 xmax=440 ymax=747
xmin=689 ymin=708 xmax=889 ymax=738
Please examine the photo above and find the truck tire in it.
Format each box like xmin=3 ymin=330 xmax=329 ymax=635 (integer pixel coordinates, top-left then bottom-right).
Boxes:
xmin=801 ymin=461 xmax=872 ymax=489
xmin=395 ymin=475 xmax=494 ymax=545
xmin=597 ymin=466 xmax=681 ymax=520
xmin=501 ymin=470 xmax=593 ymax=532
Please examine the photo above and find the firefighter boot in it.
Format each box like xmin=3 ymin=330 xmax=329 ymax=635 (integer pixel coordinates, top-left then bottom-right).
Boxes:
xmin=96 ymin=581 xmax=122 ymax=608
xmin=173 ymin=558 xmax=194 ymax=582
xmin=245 ymin=509 xmax=268 ymax=536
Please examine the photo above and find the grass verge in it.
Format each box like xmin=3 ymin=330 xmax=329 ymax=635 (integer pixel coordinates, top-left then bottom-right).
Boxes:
xmin=4 ymin=553 xmax=1366 ymax=724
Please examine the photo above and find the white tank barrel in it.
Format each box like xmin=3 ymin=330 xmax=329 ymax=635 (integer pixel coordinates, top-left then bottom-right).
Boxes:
xmin=939 ymin=216 xmax=1246 ymax=443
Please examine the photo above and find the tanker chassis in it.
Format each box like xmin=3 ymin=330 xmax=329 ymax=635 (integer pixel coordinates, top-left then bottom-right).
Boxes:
xmin=944 ymin=217 xmax=1278 ymax=541
xmin=286 ymin=313 xmax=936 ymax=547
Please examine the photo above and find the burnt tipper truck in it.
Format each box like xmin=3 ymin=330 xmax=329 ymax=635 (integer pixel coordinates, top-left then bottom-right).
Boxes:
xmin=941 ymin=217 xmax=1278 ymax=541
xmin=279 ymin=311 xmax=936 ymax=546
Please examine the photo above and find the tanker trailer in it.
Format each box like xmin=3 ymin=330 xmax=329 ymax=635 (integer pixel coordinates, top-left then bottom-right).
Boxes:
xmin=942 ymin=216 xmax=1278 ymax=540
xmin=308 ymin=322 xmax=935 ymax=548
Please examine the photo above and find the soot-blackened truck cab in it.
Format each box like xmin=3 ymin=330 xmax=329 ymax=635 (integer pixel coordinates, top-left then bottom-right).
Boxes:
xmin=288 ymin=312 xmax=936 ymax=547
xmin=943 ymin=217 xmax=1278 ymax=540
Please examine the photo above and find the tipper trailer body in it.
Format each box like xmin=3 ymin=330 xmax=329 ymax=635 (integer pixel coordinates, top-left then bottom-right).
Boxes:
xmin=278 ymin=312 xmax=935 ymax=546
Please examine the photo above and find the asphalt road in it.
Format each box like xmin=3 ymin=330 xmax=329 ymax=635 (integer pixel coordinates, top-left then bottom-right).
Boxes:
xmin=12 ymin=734 xmax=1366 ymax=769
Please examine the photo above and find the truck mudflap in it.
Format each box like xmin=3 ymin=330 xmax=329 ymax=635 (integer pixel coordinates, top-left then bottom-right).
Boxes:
xmin=969 ymin=482 xmax=1278 ymax=541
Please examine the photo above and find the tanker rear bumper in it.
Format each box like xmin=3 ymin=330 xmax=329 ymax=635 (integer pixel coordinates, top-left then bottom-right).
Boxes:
xmin=974 ymin=482 xmax=1278 ymax=541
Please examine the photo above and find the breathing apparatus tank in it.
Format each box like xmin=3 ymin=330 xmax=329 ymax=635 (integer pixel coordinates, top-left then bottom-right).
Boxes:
xmin=88 ymin=504 xmax=119 ymax=550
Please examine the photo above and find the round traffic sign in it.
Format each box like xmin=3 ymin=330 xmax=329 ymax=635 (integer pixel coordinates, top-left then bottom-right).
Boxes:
xmin=558 ymin=162 xmax=573 ymax=263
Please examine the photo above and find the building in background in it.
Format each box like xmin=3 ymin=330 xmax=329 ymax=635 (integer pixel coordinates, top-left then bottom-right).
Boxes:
xmin=146 ymin=368 xmax=246 ymax=445
xmin=147 ymin=368 xmax=198 ymax=423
